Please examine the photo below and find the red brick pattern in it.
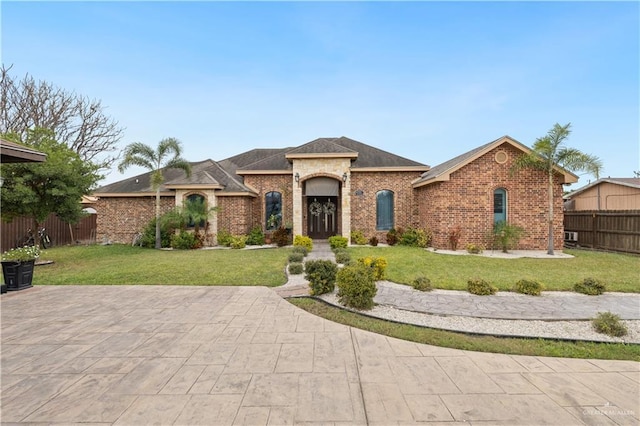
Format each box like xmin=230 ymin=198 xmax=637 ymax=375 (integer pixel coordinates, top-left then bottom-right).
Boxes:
xmin=95 ymin=196 xmax=174 ymax=244
xmin=416 ymin=143 xmax=564 ymax=250
xmin=350 ymin=171 xmax=423 ymax=241
xmin=217 ymin=196 xmax=254 ymax=235
xmin=244 ymin=175 xmax=294 ymax=231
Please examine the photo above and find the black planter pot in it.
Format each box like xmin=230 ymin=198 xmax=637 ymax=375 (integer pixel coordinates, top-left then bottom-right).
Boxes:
xmin=1 ymin=260 xmax=35 ymax=291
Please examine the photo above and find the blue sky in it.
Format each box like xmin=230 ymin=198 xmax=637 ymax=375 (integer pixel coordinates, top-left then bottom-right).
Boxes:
xmin=2 ymin=1 xmax=638 ymax=187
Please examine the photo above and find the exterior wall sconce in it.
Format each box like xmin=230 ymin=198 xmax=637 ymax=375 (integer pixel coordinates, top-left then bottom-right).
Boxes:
xmin=342 ymin=172 xmax=348 ymax=182
xmin=294 ymin=173 xmax=300 ymax=182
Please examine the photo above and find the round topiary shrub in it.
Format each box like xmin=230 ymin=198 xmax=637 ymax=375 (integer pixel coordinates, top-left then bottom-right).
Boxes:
xmin=292 ymin=245 xmax=308 ymax=257
xmin=288 ymin=252 xmax=305 ymax=263
xmin=293 ymin=235 xmax=313 ymax=251
xmin=288 ymin=262 xmax=304 ymax=275
xmin=336 ymin=262 xmax=377 ymax=310
xmin=514 ymin=279 xmax=544 ymax=296
xmin=467 ymin=278 xmax=498 ymax=295
xmin=574 ymin=278 xmax=606 ymax=295
xmin=305 ymin=259 xmax=338 ymax=296
xmin=412 ymin=276 xmax=432 ymax=292
xmin=328 ymin=235 xmax=348 ymax=250
xmin=592 ymin=311 xmax=628 ymax=337
xmin=357 ymin=256 xmax=388 ymax=280
xmin=369 ymin=236 xmax=379 ymax=246
xmin=335 ymin=250 xmax=351 ymax=265
xmin=350 ymin=230 xmax=367 ymax=245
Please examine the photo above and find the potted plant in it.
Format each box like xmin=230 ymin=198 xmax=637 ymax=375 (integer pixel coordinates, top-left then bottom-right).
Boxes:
xmin=1 ymin=246 xmax=40 ymax=292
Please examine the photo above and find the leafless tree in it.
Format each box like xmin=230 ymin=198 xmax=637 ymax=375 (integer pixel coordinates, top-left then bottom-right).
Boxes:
xmin=1 ymin=64 xmax=124 ymax=169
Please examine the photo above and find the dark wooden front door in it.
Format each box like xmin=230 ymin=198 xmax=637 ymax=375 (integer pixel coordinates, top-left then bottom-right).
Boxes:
xmin=307 ymin=197 xmax=338 ymax=239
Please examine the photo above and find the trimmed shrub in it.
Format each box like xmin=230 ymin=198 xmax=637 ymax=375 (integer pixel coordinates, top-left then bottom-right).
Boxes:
xmin=466 ymin=243 xmax=483 ymax=254
xmin=467 ymin=278 xmax=498 ymax=295
xmin=328 ymin=235 xmax=348 ymax=250
xmin=369 ymin=236 xmax=379 ymax=246
xmin=305 ymin=259 xmax=338 ymax=296
xmin=171 ymin=231 xmax=197 ymax=249
xmin=399 ymin=227 xmax=431 ymax=248
xmin=292 ymin=245 xmax=308 ymax=257
xmin=230 ymin=235 xmax=247 ymax=249
xmin=293 ymin=235 xmax=313 ymax=251
xmin=592 ymin=312 xmax=628 ymax=337
xmin=288 ymin=252 xmax=305 ymax=263
xmin=288 ymin=262 xmax=304 ymax=275
xmin=412 ymin=276 xmax=432 ymax=292
xmin=336 ymin=262 xmax=377 ymax=310
xmin=574 ymin=278 xmax=606 ymax=295
xmin=335 ymin=250 xmax=351 ymax=265
xmin=357 ymin=256 xmax=388 ymax=280
xmin=350 ymin=230 xmax=367 ymax=245
xmin=216 ymin=229 xmax=233 ymax=247
xmin=272 ymin=227 xmax=290 ymax=247
xmin=246 ymin=226 xmax=266 ymax=246
xmin=386 ymin=228 xmax=399 ymax=246
xmin=514 ymin=279 xmax=544 ymax=296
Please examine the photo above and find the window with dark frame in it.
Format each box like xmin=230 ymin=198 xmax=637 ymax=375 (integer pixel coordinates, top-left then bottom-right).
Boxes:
xmin=265 ymin=191 xmax=282 ymax=230
xmin=376 ymin=190 xmax=394 ymax=230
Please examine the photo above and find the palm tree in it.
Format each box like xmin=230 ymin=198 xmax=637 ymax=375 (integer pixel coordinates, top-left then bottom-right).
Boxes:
xmin=512 ymin=123 xmax=601 ymax=255
xmin=118 ymin=138 xmax=192 ymax=249
xmin=183 ymin=196 xmax=217 ymax=236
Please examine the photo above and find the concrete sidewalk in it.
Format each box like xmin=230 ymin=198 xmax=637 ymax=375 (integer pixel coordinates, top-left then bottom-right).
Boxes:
xmin=2 ymin=285 xmax=639 ymax=425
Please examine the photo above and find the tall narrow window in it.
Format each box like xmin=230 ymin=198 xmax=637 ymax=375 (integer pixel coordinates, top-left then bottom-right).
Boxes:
xmin=493 ymin=188 xmax=507 ymax=224
xmin=376 ymin=190 xmax=394 ymax=230
xmin=265 ymin=191 xmax=282 ymax=230
xmin=185 ymin=194 xmax=206 ymax=228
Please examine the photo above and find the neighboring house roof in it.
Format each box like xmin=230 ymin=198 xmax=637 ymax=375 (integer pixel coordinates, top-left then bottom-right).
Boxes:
xmin=412 ymin=135 xmax=579 ymax=188
xmin=238 ymin=136 xmax=428 ymax=173
xmin=94 ymin=159 xmax=256 ymax=196
xmin=564 ymin=178 xmax=640 ymax=199
xmin=0 ymin=138 xmax=47 ymax=163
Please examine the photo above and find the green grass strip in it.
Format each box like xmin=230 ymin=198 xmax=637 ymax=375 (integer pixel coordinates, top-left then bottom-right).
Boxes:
xmin=289 ymin=297 xmax=640 ymax=361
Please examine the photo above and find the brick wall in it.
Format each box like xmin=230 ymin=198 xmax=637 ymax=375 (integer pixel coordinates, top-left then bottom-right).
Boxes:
xmin=95 ymin=196 xmax=175 ymax=244
xmin=216 ymin=196 xmax=254 ymax=236
xmin=243 ymin=174 xmax=294 ymax=231
xmin=350 ymin=171 xmax=423 ymax=241
xmin=416 ymin=143 xmax=565 ymax=250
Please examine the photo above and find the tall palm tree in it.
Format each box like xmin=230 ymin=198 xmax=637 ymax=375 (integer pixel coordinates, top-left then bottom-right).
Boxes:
xmin=512 ymin=123 xmax=601 ymax=255
xmin=118 ymin=138 xmax=192 ymax=249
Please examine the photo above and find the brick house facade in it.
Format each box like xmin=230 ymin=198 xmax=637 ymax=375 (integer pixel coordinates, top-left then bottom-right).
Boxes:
xmin=93 ymin=136 xmax=577 ymax=251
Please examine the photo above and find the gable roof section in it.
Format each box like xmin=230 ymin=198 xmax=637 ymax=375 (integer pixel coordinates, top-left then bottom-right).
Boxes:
xmin=94 ymin=159 xmax=256 ymax=196
xmin=565 ymin=178 xmax=640 ymax=199
xmin=412 ymin=135 xmax=579 ymax=188
xmin=237 ymin=136 xmax=428 ymax=173
xmin=0 ymin=138 xmax=47 ymax=163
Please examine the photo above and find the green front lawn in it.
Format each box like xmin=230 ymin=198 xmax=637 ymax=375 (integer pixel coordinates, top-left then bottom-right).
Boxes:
xmin=347 ymin=246 xmax=639 ymax=292
xmin=30 ymin=245 xmax=290 ymax=286
xmin=20 ymin=244 xmax=639 ymax=292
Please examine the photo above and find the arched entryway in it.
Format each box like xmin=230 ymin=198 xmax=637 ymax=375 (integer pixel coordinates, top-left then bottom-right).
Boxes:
xmin=304 ymin=177 xmax=340 ymax=239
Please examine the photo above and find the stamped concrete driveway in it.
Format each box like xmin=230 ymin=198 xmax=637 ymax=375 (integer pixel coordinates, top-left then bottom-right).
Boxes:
xmin=1 ymin=285 xmax=638 ymax=425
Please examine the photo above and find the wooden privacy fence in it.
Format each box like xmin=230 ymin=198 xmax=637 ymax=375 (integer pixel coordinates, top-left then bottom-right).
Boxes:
xmin=563 ymin=210 xmax=640 ymax=254
xmin=1 ymin=213 xmax=97 ymax=253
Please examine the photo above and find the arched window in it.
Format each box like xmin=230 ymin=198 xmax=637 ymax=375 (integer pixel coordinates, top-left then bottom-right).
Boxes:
xmin=265 ymin=191 xmax=282 ymax=230
xmin=376 ymin=190 xmax=394 ymax=230
xmin=185 ymin=194 xmax=206 ymax=228
xmin=493 ymin=188 xmax=507 ymax=224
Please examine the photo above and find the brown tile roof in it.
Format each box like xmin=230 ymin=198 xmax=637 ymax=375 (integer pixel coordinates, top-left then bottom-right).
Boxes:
xmin=238 ymin=136 xmax=427 ymax=171
xmin=95 ymin=160 xmax=254 ymax=194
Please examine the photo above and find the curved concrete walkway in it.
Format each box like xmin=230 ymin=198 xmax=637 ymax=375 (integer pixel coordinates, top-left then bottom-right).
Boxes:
xmin=2 ymin=285 xmax=638 ymax=425
xmin=277 ymin=241 xmax=640 ymax=320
